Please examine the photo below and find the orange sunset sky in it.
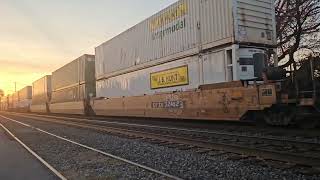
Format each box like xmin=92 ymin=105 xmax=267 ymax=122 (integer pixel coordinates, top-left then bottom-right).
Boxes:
xmin=0 ymin=0 xmax=177 ymax=95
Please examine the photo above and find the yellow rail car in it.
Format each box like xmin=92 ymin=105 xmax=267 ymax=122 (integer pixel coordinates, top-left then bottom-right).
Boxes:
xmin=92 ymin=82 xmax=277 ymax=122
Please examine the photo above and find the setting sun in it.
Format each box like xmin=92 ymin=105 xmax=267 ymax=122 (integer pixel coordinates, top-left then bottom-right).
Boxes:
xmin=0 ymin=0 xmax=177 ymax=95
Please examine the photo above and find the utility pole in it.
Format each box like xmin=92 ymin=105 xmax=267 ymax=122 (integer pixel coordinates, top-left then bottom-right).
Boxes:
xmin=14 ymin=82 xmax=16 ymax=92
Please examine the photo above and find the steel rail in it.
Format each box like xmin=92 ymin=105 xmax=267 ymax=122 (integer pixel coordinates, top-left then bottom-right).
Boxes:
xmin=7 ymin=112 xmax=320 ymax=148
xmin=0 ymin=122 xmax=67 ymax=180
xmin=0 ymin=115 xmax=183 ymax=180
xmin=4 ymin=113 xmax=320 ymax=169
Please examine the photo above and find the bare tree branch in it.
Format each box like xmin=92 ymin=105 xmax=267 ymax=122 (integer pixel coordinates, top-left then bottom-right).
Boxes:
xmin=275 ymin=0 xmax=320 ymax=68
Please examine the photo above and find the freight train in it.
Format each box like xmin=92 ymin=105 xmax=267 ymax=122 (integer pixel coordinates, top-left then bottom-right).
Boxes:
xmin=0 ymin=0 xmax=319 ymax=127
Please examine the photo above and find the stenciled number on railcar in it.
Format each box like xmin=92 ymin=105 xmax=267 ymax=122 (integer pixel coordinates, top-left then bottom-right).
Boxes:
xmin=151 ymin=94 xmax=185 ymax=115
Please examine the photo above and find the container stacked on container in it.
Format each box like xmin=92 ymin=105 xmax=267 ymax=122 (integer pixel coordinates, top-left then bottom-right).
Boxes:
xmin=31 ymin=75 xmax=52 ymax=113
xmin=4 ymin=96 xmax=8 ymax=111
xmin=0 ymin=97 xmax=2 ymax=111
xmin=17 ymin=86 xmax=32 ymax=112
xmin=93 ymin=0 xmax=277 ymax=118
xmin=95 ymin=0 xmax=276 ymax=98
xmin=11 ymin=92 xmax=19 ymax=110
xmin=50 ymin=54 xmax=96 ymax=114
xmin=7 ymin=94 xmax=12 ymax=110
xmin=0 ymin=96 xmax=8 ymax=111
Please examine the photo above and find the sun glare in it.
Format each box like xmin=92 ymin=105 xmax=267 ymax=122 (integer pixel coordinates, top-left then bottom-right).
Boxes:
xmin=0 ymin=71 xmax=47 ymax=95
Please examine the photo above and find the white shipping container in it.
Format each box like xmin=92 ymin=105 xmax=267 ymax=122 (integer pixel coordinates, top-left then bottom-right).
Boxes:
xmin=32 ymin=75 xmax=52 ymax=105
xmin=95 ymin=0 xmax=276 ymax=79
xmin=7 ymin=95 xmax=12 ymax=109
xmin=3 ymin=100 xmax=8 ymax=111
xmin=51 ymin=54 xmax=96 ymax=104
xmin=97 ymin=45 xmax=235 ymax=98
xmin=12 ymin=92 xmax=19 ymax=109
xmin=0 ymin=97 xmax=8 ymax=111
xmin=52 ymin=58 xmax=80 ymax=91
xmin=97 ymin=56 xmax=200 ymax=98
xmin=17 ymin=99 xmax=32 ymax=109
xmin=96 ymin=43 xmax=269 ymax=98
xmin=18 ymin=86 xmax=32 ymax=100
xmin=17 ymin=86 xmax=32 ymax=111
xmin=52 ymin=54 xmax=95 ymax=91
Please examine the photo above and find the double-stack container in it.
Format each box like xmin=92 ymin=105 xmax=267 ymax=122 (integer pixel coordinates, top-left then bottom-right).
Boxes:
xmin=0 ymin=97 xmax=2 ymax=111
xmin=31 ymin=75 xmax=52 ymax=113
xmin=0 ymin=96 xmax=8 ymax=111
xmin=17 ymin=86 xmax=32 ymax=112
xmin=50 ymin=54 xmax=96 ymax=114
xmin=4 ymin=96 xmax=8 ymax=111
xmin=95 ymin=0 xmax=276 ymax=98
xmin=7 ymin=95 xmax=12 ymax=110
xmin=11 ymin=92 xmax=19 ymax=110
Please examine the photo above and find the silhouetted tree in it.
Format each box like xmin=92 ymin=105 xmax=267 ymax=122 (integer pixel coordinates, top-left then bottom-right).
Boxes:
xmin=275 ymin=0 xmax=320 ymax=69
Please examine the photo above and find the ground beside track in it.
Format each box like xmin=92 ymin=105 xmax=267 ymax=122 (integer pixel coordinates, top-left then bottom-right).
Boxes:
xmin=1 ymin=113 xmax=319 ymax=180
xmin=0 ymin=116 xmax=166 ymax=179
xmin=0 ymin=125 xmax=58 ymax=180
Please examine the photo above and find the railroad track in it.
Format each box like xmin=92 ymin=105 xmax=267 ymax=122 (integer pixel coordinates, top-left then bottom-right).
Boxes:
xmin=0 ymin=114 xmax=183 ymax=180
xmin=18 ymin=112 xmax=320 ymax=140
xmin=3 ymin=112 xmax=320 ymax=172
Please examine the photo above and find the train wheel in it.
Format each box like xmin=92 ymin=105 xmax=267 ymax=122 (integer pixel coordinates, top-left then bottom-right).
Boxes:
xmin=295 ymin=107 xmax=320 ymax=129
xmin=296 ymin=118 xmax=318 ymax=129
xmin=241 ymin=111 xmax=266 ymax=126
xmin=263 ymin=108 xmax=295 ymax=126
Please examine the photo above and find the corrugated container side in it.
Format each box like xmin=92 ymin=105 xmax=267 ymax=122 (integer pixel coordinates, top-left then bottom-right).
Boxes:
xmin=52 ymin=54 xmax=95 ymax=91
xmin=79 ymin=56 xmax=85 ymax=84
xmin=52 ymin=59 xmax=79 ymax=91
xmin=95 ymin=0 xmax=200 ymax=78
xmin=51 ymin=86 xmax=80 ymax=104
xmin=32 ymin=75 xmax=52 ymax=105
xmin=0 ymin=97 xmax=7 ymax=111
xmin=96 ymin=45 xmax=232 ymax=98
xmin=4 ymin=97 xmax=8 ymax=111
xmin=200 ymin=0 xmax=234 ymax=49
xmin=18 ymin=86 xmax=32 ymax=100
xmin=17 ymin=99 xmax=32 ymax=109
xmin=80 ymin=54 xmax=95 ymax=83
xmin=235 ymin=0 xmax=276 ymax=45
xmin=97 ymin=55 xmax=200 ymax=98
xmin=5 ymin=96 xmax=8 ymax=110
xmin=7 ymin=95 xmax=12 ymax=109
xmin=51 ymin=54 xmax=95 ymax=103
xmin=12 ymin=92 xmax=19 ymax=109
xmin=95 ymin=0 xmax=276 ymax=80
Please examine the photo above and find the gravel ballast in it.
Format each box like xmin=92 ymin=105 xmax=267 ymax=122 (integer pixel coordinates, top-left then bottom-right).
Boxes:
xmin=2 ymin=114 xmax=320 ymax=180
xmin=0 ymin=117 xmax=165 ymax=180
